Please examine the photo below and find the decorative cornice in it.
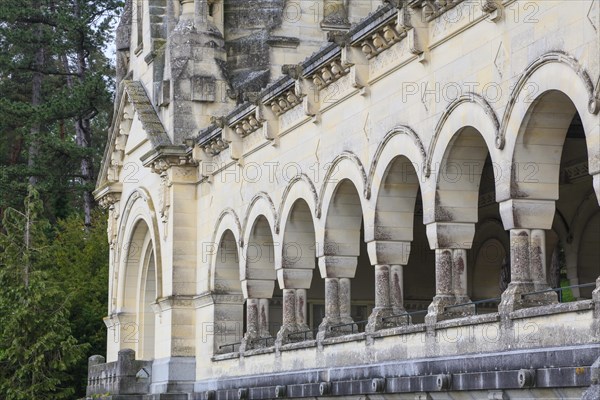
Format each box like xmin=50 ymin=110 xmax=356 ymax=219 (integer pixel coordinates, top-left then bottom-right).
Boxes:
xmin=231 ymin=111 xmax=264 ymax=138
xmin=93 ymin=183 xmax=123 ymax=205
xmin=307 ymin=57 xmax=350 ymax=90
xmin=140 ymin=145 xmax=198 ymax=174
xmin=359 ymin=21 xmax=404 ymax=60
xmin=202 ymin=135 xmax=229 ymax=156
xmin=267 ymin=89 xmax=303 ymax=116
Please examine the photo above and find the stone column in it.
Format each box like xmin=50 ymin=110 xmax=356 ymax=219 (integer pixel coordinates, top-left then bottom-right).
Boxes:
xmin=426 ymin=249 xmax=455 ymax=324
xmin=366 ymin=240 xmax=411 ymax=331
xmin=499 ymin=200 xmax=558 ymax=313
xmin=245 ymin=298 xmax=260 ymax=339
xmin=275 ymin=268 xmax=313 ymax=345
xmin=321 ymin=0 xmax=350 ymax=30
xmin=374 ymin=265 xmax=391 ymax=310
xmin=390 ymin=264 xmax=405 ymax=315
xmin=240 ymin=280 xmax=274 ymax=351
xmin=275 ymin=289 xmax=297 ymax=345
xmin=453 ymin=249 xmax=469 ymax=304
xmin=425 ymin=223 xmax=475 ymax=324
xmin=366 ymin=265 xmax=395 ymax=332
xmin=296 ymin=289 xmax=309 ymax=332
xmin=338 ymin=278 xmax=354 ymax=326
xmin=258 ymin=298 xmax=270 ymax=338
xmin=322 ymin=277 xmax=341 ymax=325
xmin=530 ymin=229 xmax=548 ymax=291
xmin=317 ymin=255 xmax=357 ymax=338
xmin=282 ymin=289 xmax=297 ymax=330
xmin=240 ymin=298 xmax=271 ymax=351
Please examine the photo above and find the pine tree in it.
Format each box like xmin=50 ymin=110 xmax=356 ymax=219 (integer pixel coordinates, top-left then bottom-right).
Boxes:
xmin=52 ymin=209 xmax=110 ymax=396
xmin=0 ymin=0 xmax=121 ymax=221
xmin=0 ymin=186 xmax=87 ymax=399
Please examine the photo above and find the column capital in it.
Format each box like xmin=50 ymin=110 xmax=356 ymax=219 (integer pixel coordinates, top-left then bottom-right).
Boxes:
xmin=276 ymin=268 xmax=313 ymax=289
xmin=241 ymin=279 xmax=275 ymax=299
xmin=426 ymin=222 xmax=475 ymax=250
xmin=318 ymin=255 xmax=357 ymax=278
xmin=366 ymin=240 xmax=411 ymax=266
xmin=499 ymin=199 xmax=555 ymax=230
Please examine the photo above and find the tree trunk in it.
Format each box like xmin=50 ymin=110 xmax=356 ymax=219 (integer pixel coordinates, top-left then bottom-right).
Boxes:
xmin=28 ymin=18 xmax=44 ymax=187
xmin=62 ymin=0 xmax=95 ymax=227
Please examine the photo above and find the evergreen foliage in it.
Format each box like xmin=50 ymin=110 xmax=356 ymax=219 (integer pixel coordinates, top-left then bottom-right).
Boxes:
xmin=0 ymin=0 xmax=122 ymax=396
xmin=0 ymin=187 xmax=87 ymax=399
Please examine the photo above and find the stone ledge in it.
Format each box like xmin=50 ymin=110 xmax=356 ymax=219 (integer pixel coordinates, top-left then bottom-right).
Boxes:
xmin=211 ymin=352 xmax=239 ymax=362
xmin=193 ymin=344 xmax=600 ymax=399
xmin=279 ymin=340 xmax=317 ymax=352
xmin=434 ymin=313 xmax=501 ymax=329
xmin=509 ymin=300 xmax=594 ymax=321
xmin=242 ymin=347 xmax=276 ymax=357
xmin=371 ymin=322 xmax=427 ymax=338
xmin=321 ymin=332 xmax=366 ymax=346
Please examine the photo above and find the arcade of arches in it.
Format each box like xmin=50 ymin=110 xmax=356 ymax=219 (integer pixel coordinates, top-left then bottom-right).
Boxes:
xmin=203 ymin=91 xmax=600 ymax=353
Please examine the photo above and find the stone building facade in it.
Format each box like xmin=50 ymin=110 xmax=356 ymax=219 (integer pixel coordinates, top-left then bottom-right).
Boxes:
xmin=90 ymin=0 xmax=600 ymax=398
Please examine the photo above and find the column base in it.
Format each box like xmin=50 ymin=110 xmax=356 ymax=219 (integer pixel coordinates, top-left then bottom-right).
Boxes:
xmin=366 ymin=307 xmax=401 ymax=332
xmin=317 ymin=317 xmax=356 ymax=339
xmin=425 ymin=295 xmax=474 ymax=324
xmin=239 ymin=333 xmax=273 ymax=352
xmin=275 ymin=324 xmax=302 ymax=346
xmin=499 ymin=282 xmax=558 ymax=314
xmin=277 ymin=323 xmax=313 ymax=344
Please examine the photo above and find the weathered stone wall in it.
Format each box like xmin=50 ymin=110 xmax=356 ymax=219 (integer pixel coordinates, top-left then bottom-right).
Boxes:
xmin=92 ymin=0 xmax=600 ymax=398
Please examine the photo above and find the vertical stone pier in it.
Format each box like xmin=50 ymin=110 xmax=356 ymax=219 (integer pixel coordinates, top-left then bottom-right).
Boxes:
xmin=425 ymin=223 xmax=475 ymax=324
xmin=240 ymin=279 xmax=274 ymax=351
xmin=498 ymin=200 xmax=558 ymax=313
xmin=275 ymin=268 xmax=313 ymax=345
xmin=317 ymin=255 xmax=357 ymax=338
xmin=366 ymin=240 xmax=411 ymax=331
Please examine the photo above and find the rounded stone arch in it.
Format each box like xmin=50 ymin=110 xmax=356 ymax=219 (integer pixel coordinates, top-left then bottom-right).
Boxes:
xmin=276 ymin=175 xmax=319 ymax=276
xmin=241 ymin=192 xmax=277 ymax=246
xmin=115 ymin=188 xmax=163 ymax=313
xmin=425 ymin=95 xmax=501 ymax=225
xmin=209 ymin=209 xmax=243 ymax=293
xmin=498 ymin=53 xmax=600 ymax=202
xmin=276 ymin=173 xmax=319 ymax=235
xmin=364 ymin=126 xmax=427 ymax=244
xmin=240 ymin=193 xmax=278 ymax=298
xmin=316 ymin=152 xmax=369 ymax=259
